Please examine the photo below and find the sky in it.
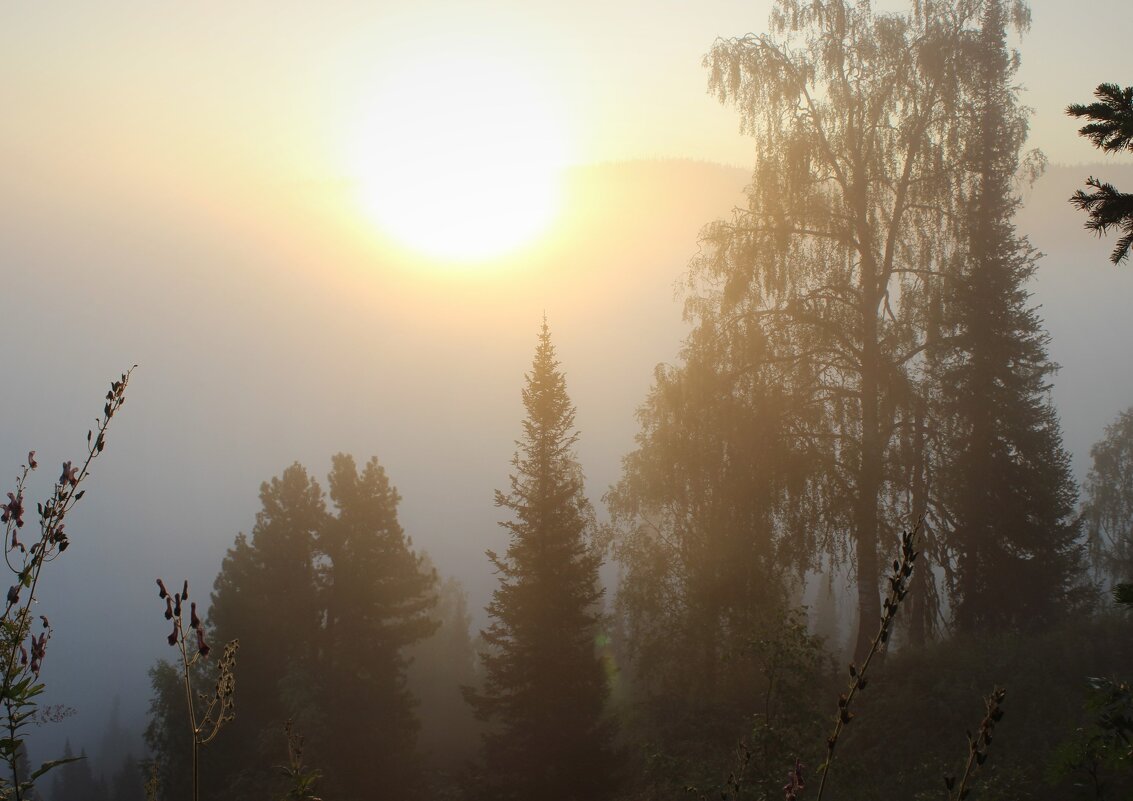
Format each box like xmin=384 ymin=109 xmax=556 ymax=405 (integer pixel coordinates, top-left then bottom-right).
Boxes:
xmin=2 ymin=0 xmax=1133 ymax=770
xmin=5 ymin=1 xmax=1130 ymax=189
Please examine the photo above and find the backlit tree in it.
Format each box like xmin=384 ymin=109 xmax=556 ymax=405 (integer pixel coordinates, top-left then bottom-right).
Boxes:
xmin=465 ymin=321 xmax=618 ymax=801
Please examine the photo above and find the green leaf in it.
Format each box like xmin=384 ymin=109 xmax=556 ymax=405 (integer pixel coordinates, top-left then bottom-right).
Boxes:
xmin=31 ymin=755 xmax=83 ymax=780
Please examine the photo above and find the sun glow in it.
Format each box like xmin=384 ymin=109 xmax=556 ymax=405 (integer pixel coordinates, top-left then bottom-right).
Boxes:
xmin=352 ymin=49 xmax=570 ymax=264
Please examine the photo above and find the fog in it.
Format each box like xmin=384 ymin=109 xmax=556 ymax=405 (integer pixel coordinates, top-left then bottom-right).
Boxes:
xmin=0 ymin=158 xmax=748 ymax=759
xmin=3 ymin=1 xmax=1133 ymax=798
xmin=5 ymin=156 xmax=1132 ymax=775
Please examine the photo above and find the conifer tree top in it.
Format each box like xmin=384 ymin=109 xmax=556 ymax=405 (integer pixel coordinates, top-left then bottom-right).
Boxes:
xmin=517 ymin=318 xmax=578 ymax=460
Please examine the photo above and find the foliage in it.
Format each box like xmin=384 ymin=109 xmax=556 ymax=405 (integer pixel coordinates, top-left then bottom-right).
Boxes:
xmin=696 ymin=0 xmax=994 ymax=659
xmin=609 ymin=316 xmax=822 ymax=720
xmin=1068 ymin=83 xmax=1133 ymax=264
xmin=49 ymin=742 xmax=103 ymax=801
xmin=1048 ymin=676 xmax=1133 ymax=800
xmin=277 ymin=720 xmax=322 ymax=801
xmin=318 ymin=453 xmax=438 ymax=800
xmin=151 ymin=576 xmax=237 ymax=801
xmin=815 ymin=528 xmax=919 ymax=800
xmin=0 ymin=370 xmax=132 ymax=801
xmin=464 ymin=320 xmax=619 ymax=801
xmin=659 ymin=605 xmax=829 ymax=801
xmin=148 ymin=455 xmax=437 ymax=801
xmin=934 ymin=0 xmax=1084 ymax=632
xmin=815 ymin=613 xmax=1133 ymax=800
xmin=200 ymin=463 xmax=325 ymax=800
xmin=1083 ymin=406 xmax=1133 ymax=586
xmin=405 ymin=566 xmax=480 ymax=779
xmin=109 ymin=753 xmax=146 ymax=801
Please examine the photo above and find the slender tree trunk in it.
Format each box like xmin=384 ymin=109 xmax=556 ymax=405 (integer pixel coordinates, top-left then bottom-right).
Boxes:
xmin=908 ymin=400 xmax=928 ymax=648
xmin=854 ymin=289 xmax=883 ymax=662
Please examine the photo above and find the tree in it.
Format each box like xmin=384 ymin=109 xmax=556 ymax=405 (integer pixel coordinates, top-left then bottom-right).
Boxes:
xmin=465 ymin=321 xmax=619 ymax=801
xmin=143 ymin=660 xmax=194 ymax=801
xmin=691 ymin=0 xmax=985 ymax=660
xmin=936 ymin=0 xmax=1083 ymax=631
xmin=405 ymin=564 xmax=480 ymax=776
xmin=204 ymin=464 xmax=326 ymax=800
xmin=146 ymin=457 xmax=436 ymax=801
xmin=49 ymin=744 xmax=102 ymax=801
xmin=1083 ymin=407 xmax=1133 ymax=585
xmin=1068 ymin=83 xmax=1133 ymax=264
xmin=108 ymin=755 xmax=145 ymax=801
xmin=317 ymin=453 xmax=438 ymax=801
xmin=609 ymin=314 xmax=823 ymax=742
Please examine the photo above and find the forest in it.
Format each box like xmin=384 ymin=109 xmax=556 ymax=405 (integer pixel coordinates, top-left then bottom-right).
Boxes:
xmin=4 ymin=0 xmax=1133 ymax=800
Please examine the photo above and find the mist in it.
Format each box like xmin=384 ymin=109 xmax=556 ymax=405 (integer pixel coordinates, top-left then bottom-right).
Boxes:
xmin=3 ymin=0 xmax=1133 ymax=799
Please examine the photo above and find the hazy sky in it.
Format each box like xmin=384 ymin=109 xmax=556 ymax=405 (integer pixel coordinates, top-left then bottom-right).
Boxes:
xmin=4 ymin=1 xmax=1130 ymax=189
xmin=2 ymin=0 xmax=1133 ymax=770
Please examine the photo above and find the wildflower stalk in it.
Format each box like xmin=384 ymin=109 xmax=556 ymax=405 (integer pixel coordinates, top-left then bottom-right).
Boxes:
xmin=944 ymin=687 xmax=1006 ymax=801
xmin=279 ymin=720 xmax=323 ymax=801
xmin=0 ymin=369 xmax=133 ymax=801
xmin=813 ymin=525 xmax=919 ymax=801
xmin=156 ymin=578 xmax=237 ymax=801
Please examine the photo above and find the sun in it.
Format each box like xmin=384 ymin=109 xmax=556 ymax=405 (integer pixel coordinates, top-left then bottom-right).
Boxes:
xmin=352 ymin=50 xmax=569 ymax=264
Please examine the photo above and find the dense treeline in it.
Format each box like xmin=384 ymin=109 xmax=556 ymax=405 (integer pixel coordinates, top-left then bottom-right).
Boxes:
xmin=127 ymin=1 xmax=1133 ymax=800
xmin=146 ymin=456 xmax=445 ymax=801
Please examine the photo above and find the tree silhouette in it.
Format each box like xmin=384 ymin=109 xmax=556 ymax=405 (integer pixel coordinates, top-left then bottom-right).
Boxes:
xmin=1083 ymin=407 xmax=1133 ymax=586
xmin=147 ymin=457 xmax=436 ymax=801
xmin=318 ymin=453 xmax=438 ymax=801
xmin=692 ymin=0 xmax=989 ymax=661
xmin=204 ymin=464 xmax=326 ymax=800
xmin=1068 ymin=83 xmax=1133 ymax=264
xmin=465 ymin=320 xmax=619 ymax=801
xmin=937 ymin=0 xmax=1083 ymax=632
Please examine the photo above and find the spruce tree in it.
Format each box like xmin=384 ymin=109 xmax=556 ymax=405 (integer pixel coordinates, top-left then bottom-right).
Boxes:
xmin=465 ymin=321 xmax=618 ymax=801
xmin=1068 ymin=82 xmax=1133 ymax=265
xmin=938 ymin=0 xmax=1083 ymax=631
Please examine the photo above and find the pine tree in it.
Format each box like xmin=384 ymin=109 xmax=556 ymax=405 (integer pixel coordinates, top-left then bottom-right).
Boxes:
xmin=109 ymin=754 xmax=145 ymax=801
xmin=146 ymin=458 xmax=436 ymax=801
xmin=50 ymin=743 xmax=99 ymax=801
xmin=938 ymin=0 xmax=1083 ymax=631
xmin=465 ymin=321 xmax=618 ymax=801
xmin=1068 ymin=82 xmax=1133 ymax=265
xmin=317 ymin=453 xmax=438 ymax=801
xmin=204 ymin=463 xmax=326 ymax=799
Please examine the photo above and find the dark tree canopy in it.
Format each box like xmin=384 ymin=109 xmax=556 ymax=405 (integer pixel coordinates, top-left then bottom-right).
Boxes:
xmin=673 ymin=0 xmax=1013 ymax=663
xmin=1068 ymin=83 xmax=1133 ymax=264
xmin=146 ymin=456 xmax=437 ymax=801
xmin=318 ymin=453 xmax=439 ymax=800
xmin=613 ymin=2 xmax=1084 ymax=706
xmin=1084 ymin=407 xmax=1133 ymax=586
xmin=609 ymin=315 xmax=821 ymax=717
xmin=937 ymin=0 xmax=1083 ymax=632
xmin=465 ymin=320 xmax=619 ymax=801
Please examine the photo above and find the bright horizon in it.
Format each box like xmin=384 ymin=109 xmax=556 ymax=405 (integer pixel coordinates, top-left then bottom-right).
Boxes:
xmin=5 ymin=1 xmax=1130 ymax=266
xmin=3 ymin=0 xmax=1133 ymax=776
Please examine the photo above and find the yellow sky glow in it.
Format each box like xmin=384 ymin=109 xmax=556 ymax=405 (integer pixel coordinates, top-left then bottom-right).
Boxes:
xmin=350 ymin=47 xmax=570 ymax=263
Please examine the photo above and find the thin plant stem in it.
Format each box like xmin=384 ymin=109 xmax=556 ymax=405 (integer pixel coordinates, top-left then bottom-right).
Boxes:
xmin=814 ymin=525 xmax=919 ymax=801
xmin=946 ymin=687 xmax=1007 ymax=801
xmin=0 ymin=369 xmax=132 ymax=801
